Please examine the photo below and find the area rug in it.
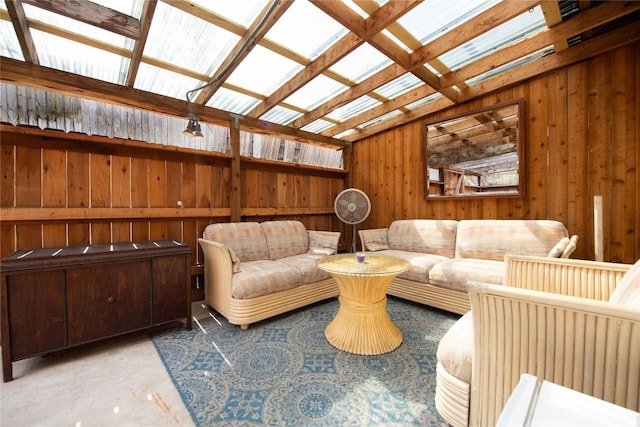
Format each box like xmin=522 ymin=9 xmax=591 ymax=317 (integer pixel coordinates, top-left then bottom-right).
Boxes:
xmin=152 ymin=297 xmax=459 ymax=426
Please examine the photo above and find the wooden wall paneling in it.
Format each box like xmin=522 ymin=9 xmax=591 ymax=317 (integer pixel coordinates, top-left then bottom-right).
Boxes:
xmin=566 ymin=62 xmax=590 ymax=260
xmin=242 ymin=168 xmax=258 ymax=209
xmin=196 ymin=163 xmax=212 ymax=208
xmin=89 ymin=153 xmax=111 ymax=243
xmin=165 ymin=160 xmax=183 ymax=241
xmin=181 ymin=162 xmax=196 ymax=208
xmin=111 ymin=155 xmax=131 ymax=241
xmin=296 ymin=174 xmax=309 ymax=209
xmin=587 ymin=54 xmax=613 ymax=261
xmin=15 ymin=146 xmax=40 ymax=207
xmin=527 ymin=77 xmax=550 ymax=219
xmin=66 ymin=151 xmax=90 ymax=245
xmin=403 ymin=123 xmax=418 ymax=219
xmin=636 ymin=43 xmax=640 ymax=260
xmin=610 ymin=45 xmax=636 ymax=263
xmin=1 ymin=144 xmax=14 ymax=208
xmin=131 ymin=157 xmax=150 ymax=240
xmin=262 ymin=170 xmax=276 ymax=208
xmin=0 ymin=224 xmax=14 ymax=256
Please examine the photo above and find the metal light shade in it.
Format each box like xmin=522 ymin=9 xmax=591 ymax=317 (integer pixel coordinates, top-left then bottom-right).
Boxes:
xmin=183 ymin=118 xmax=203 ymax=137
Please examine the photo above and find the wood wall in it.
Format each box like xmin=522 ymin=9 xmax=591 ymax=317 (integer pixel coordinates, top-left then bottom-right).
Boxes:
xmin=0 ymin=129 xmax=348 ymax=267
xmin=353 ymin=42 xmax=639 ymax=264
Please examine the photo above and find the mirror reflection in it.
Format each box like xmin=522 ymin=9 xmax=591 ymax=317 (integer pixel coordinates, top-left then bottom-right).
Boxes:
xmin=424 ymin=99 xmax=524 ymax=199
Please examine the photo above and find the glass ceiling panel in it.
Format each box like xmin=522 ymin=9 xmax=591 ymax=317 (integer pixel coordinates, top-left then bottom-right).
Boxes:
xmin=326 ymin=95 xmax=381 ymax=122
xmin=135 ymin=62 xmax=202 ymax=100
xmin=145 ymin=2 xmax=239 ymax=77
xmin=283 ymin=74 xmax=348 ymax=111
xmin=439 ymin=6 xmax=546 ymax=71
xmin=0 ymin=20 xmax=22 ymax=60
xmin=375 ymin=73 xmax=424 ymax=99
xmin=32 ymin=30 xmax=127 ymax=84
xmin=329 ymin=43 xmax=391 ymax=83
xmin=225 ymin=44 xmax=303 ymax=96
xmin=265 ymin=0 xmax=346 ymax=60
xmin=206 ymin=86 xmax=261 ymax=115
xmin=190 ymin=0 xmax=267 ymax=27
xmin=396 ymin=0 xmax=499 ymax=47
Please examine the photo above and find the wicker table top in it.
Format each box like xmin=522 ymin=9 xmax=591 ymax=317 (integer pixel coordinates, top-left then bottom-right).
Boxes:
xmin=317 ymin=253 xmax=409 ymax=276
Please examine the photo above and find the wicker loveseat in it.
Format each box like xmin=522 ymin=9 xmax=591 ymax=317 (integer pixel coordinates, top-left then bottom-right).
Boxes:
xmin=435 ymin=255 xmax=640 ymax=427
xmin=359 ymin=219 xmax=577 ymax=314
xmin=198 ymin=220 xmax=340 ymax=329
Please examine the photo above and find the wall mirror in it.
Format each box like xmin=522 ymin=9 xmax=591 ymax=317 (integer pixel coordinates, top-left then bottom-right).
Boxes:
xmin=424 ymin=99 xmax=525 ymax=199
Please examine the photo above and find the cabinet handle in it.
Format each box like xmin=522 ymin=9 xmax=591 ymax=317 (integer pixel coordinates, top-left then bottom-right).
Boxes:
xmin=107 ymin=297 xmax=115 ymax=303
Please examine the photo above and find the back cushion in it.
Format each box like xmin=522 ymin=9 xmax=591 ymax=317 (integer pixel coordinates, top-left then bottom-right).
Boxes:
xmin=202 ymin=222 xmax=268 ymax=262
xmin=455 ymin=220 xmax=568 ymax=261
xmin=388 ymin=220 xmax=458 ymax=258
xmin=261 ymin=220 xmax=309 ymax=260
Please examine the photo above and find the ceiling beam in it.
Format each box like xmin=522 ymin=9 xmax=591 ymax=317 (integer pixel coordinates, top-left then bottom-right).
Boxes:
xmin=194 ymin=0 xmax=293 ymax=104
xmin=21 ymin=0 xmax=141 ymax=39
xmin=540 ymin=0 xmax=568 ymax=51
xmin=5 ymin=0 xmax=39 ymax=64
xmin=0 ymin=57 xmax=349 ymax=149
xmin=125 ymin=0 xmax=157 ymax=87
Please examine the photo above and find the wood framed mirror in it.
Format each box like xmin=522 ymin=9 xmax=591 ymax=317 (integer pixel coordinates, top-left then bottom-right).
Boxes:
xmin=424 ymin=99 xmax=525 ymax=199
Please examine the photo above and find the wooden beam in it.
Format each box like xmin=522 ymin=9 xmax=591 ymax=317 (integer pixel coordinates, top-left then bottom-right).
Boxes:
xmin=0 ymin=207 xmax=231 ymax=222
xmin=194 ymin=0 xmax=293 ymax=104
xmin=126 ymin=0 xmax=157 ymax=87
xmin=540 ymin=0 xmax=569 ymax=51
xmin=22 ymin=0 xmax=141 ymax=39
xmin=5 ymin=0 xmax=39 ymax=64
xmin=0 ymin=57 xmax=349 ymax=149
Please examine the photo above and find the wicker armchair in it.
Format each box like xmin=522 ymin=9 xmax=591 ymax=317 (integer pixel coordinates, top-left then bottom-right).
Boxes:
xmin=435 ymin=255 xmax=640 ymax=427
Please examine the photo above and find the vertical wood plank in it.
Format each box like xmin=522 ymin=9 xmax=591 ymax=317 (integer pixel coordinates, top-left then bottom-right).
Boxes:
xmin=15 ymin=146 xmax=41 ymax=207
xmin=1 ymin=144 xmax=15 ymax=207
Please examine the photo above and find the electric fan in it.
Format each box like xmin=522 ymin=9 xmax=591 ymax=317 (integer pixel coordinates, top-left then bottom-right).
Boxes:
xmin=334 ymin=188 xmax=371 ymax=252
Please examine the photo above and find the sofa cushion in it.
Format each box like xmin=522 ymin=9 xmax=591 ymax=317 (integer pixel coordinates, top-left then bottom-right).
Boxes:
xmin=371 ymin=249 xmax=449 ymax=283
xmin=455 ymin=220 xmax=568 ymax=261
xmin=232 ymin=260 xmax=302 ymax=299
xmin=276 ymin=254 xmax=332 ymax=284
xmin=437 ymin=311 xmax=473 ymax=383
xmin=360 ymin=228 xmax=389 ymax=251
xmin=429 ymin=259 xmax=505 ymax=292
xmin=308 ymin=230 xmax=340 ymax=255
xmin=388 ymin=220 xmax=458 ymax=257
xmin=261 ymin=220 xmax=309 ymax=260
xmin=203 ymin=222 xmax=269 ymax=262
xmin=609 ymin=259 xmax=640 ymax=308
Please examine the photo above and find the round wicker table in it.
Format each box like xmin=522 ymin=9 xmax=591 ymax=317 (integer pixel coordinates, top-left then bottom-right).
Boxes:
xmin=317 ymin=253 xmax=410 ymax=355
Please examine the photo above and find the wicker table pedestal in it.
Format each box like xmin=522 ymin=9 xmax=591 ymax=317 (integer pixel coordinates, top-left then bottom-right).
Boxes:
xmin=317 ymin=253 xmax=409 ymax=355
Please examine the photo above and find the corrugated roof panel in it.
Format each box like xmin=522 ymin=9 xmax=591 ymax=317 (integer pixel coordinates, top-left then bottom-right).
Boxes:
xmin=206 ymin=86 xmax=261 ymax=115
xmin=375 ymin=73 xmax=423 ymax=99
xmin=135 ymin=62 xmax=202 ymax=100
xmin=225 ymin=44 xmax=303 ymax=96
xmin=326 ymin=95 xmax=381 ymax=122
xmin=466 ymin=47 xmax=553 ymax=85
xmin=259 ymin=105 xmax=302 ymax=125
xmin=190 ymin=0 xmax=267 ymax=27
xmin=265 ymin=0 xmax=347 ymax=60
xmin=329 ymin=43 xmax=391 ymax=83
xmin=0 ymin=20 xmax=23 ymax=60
xmin=301 ymin=119 xmax=334 ymax=134
xmin=144 ymin=2 xmax=239 ymax=78
xmin=406 ymin=92 xmax=444 ymax=109
xmin=439 ymin=6 xmax=547 ymax=70
xmin=357 ymin=110 xmax=402 ymax=129
xmin=283 ymin=74 xmax=348 ymax=111
xmin=396 ymin=0 xmax=498 ymax=47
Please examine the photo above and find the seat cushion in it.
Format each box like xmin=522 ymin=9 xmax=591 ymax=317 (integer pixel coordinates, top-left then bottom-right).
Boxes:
xmin=370 ymin=249 xmax=449 ymax=283
xmin=232 ymin=260 xmax=302 ymax=299
xmin=275 ymin=254 xmax=332 ymax=284
xmin=429 ymin=259 xmax=505 ymax=292
xmin=609 ymin=259 xmax=640 ymax=308
xmin=437 ymin=311 xmax=473 ymax=383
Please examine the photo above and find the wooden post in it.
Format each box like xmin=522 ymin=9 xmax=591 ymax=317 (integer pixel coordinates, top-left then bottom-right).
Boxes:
xmin=229 ymin=115 xmax=241 ymax=222
xmin=594 ymin=195 xmax=603 ymax=261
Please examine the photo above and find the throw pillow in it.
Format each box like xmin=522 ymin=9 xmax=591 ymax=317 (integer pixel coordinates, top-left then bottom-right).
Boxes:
xmin=547 ymin=236 xmax=570 ymax=257
xmin=560 ymin=235 xmax=579 ymax=258
xmin=609 ymin=259 xmax=640 ymax=308
xmin=362 ymin=228 xmax=389 ymax=251
xmin=308 ymin=230 xmax=340 ymax=255
xmin=228 ymin=247 xmax=241 ymax=273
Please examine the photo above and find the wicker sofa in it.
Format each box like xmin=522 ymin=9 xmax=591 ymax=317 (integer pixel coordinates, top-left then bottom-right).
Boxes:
xmin=435 ymin=255 xmax=640 ymax=427
xmin=198 ymin=220 xmax=340 ymax=329
xmin=359 ymin=219 xmax=577 ymax=314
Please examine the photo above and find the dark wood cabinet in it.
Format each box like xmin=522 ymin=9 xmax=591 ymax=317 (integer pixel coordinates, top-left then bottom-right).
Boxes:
xmin=1 ymin=240 xmax=192 ymax=382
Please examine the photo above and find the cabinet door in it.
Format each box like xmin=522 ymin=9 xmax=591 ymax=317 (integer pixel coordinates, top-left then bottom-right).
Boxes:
xmin=66 ymin=261 xmax=152 ymax=345
xmin=152 ymin=255 xmax=187 ymax=325
xmin=6 ymin=271 xmax=66 ymax=359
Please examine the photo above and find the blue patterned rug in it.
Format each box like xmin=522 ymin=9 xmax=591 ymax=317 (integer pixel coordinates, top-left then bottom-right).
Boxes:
xmin=151 ymin=297 xmax=459 ymax=426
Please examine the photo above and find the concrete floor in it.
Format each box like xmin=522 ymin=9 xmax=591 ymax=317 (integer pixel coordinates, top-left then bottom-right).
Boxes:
xmin=0 ymin=301 xmax=212 ymax=427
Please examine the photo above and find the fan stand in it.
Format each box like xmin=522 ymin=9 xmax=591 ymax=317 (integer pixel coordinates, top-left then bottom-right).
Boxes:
xmin=351 ymin=225 xmax=357 ymax=253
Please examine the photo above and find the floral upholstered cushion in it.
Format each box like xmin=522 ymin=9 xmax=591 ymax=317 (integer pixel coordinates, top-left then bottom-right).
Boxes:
xmin=228 ymin=247 xmax=241 ymax=273
xmin=232 ymin=260 xmax=302 ymax=299
xmin=360 ymin=228 xmax=389 ymax=251
xmin=261 ymin=220 xmax=309 ymax=260
xmin=308 ymin=230 xmax=340 ymax=255
xmin=437 ymin=311 xmax=473 ymax=383
xmin=609 ymin=259 xmax=640 ymax=308
xmin=387 ymin=220 xmax=457 ymax=257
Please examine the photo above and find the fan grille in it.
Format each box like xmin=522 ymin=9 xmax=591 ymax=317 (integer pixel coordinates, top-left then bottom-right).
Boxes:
xmin=334 ymin=188 xmax=371 ymax=225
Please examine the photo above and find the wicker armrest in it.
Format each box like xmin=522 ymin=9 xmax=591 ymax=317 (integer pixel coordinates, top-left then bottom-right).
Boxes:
xmin=503 ymin=254 xmax=632 ymax=300
xmin=197 ymin=238 xmax=234 ymax=313
xmin=467 ymin=281 xmax=640 ymax=427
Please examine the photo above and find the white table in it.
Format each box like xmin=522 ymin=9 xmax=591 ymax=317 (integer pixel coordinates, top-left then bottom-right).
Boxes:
xmin=497 ymin=374 xmax=640 ymax=426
